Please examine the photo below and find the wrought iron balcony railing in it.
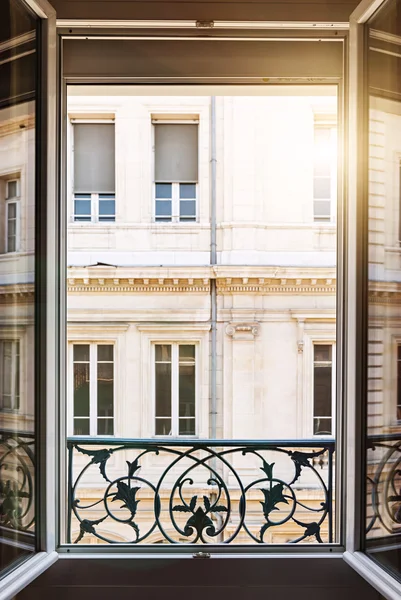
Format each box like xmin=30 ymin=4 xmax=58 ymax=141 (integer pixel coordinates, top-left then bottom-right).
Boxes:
xmin=67 ymin=438 xmax=335 ymax=546
xmin=366 ymin=433 xmax=401 ymax=541
xmin=0 ymin=429 xmax=35 ymax=540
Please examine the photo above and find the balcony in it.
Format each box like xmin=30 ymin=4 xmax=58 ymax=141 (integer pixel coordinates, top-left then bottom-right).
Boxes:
xmin=67 ymin=438 xmax=335 ymax=546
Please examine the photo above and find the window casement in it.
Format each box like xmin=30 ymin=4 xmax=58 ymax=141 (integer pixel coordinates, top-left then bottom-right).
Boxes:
xmin=72 ymin=122 xmax=116 ymax=222
xmin=5 ymin=178 xmax=20 ymax=253
xmin=313 ymin=343 xmax=335 ymax=436
xmin=72 ymin=343 xmax=114 ymax=436
xmin=313 ymin=124 xmax=337 ymax=223
xmin=0 ymin=340 xmax=20 ymax=411
xmin=153 ymin=122 xmax=198 ymax=223
xmin=154 ymin=343 xmax=196 ymax=436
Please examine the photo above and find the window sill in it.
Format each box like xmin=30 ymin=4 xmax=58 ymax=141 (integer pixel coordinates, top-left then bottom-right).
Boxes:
xmin=343 ymin=551 xmax=401 ymax=600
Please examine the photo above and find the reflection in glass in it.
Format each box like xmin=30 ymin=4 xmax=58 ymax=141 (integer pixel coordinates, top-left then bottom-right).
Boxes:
xmin=0 ymin=0 xmax=38 ymax=574
xmin=365 ymin=0 xmax=401 ymax=580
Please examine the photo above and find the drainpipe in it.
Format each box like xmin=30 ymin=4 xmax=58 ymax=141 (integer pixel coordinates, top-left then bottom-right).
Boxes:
xmin=210 ymin=96 xmax=217 ymax=440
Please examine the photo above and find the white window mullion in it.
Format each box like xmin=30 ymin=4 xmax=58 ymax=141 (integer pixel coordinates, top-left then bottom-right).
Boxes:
xmin=172 ymin=183 xmax=179 ymax=223
xmin=172 ymin=343 xmax=179 ymax=436
xmin=92 ymin=193 xmax=99 ymax=223
xmin=90 ymin=343 xmax=98 ymax=435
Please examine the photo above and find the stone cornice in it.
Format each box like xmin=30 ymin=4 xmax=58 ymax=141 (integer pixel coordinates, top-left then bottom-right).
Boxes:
xmin=0 ymin=284 xmax=34 ymax=303
xmin=0 ymin=115 xmax=35 ymax=138
xmin=67 ymin=276 xmax=336 ymax=294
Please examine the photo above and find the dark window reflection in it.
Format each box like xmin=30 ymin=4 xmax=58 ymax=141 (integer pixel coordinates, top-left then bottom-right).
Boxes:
xmin=0 ymin=0 xmax=38 ymax=575
xmin=366 ymin=0 xmax=401 ymax=581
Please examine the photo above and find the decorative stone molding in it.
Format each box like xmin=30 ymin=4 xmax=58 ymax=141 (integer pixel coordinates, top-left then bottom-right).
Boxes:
xmin=67 ymin=278 xmax=210 ymax=294
xmin=0 ymin=284 xmax=34 ymax=303
xmin=217 ymin=278 xmax=336 ymax=295
xmin=225 ymin=322 xmax=260 ymax=341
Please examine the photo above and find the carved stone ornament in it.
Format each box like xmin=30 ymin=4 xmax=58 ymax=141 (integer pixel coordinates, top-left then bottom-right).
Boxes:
xmin=225 ymin=322 xmax=260 ymax=341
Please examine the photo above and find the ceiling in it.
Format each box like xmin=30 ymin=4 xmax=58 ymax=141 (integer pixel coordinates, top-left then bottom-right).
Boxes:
xmin=49 ymin=0 xmax=361 ymax=23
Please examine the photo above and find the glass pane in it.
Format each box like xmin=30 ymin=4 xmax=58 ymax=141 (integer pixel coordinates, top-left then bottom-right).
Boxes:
xmin=314 ymin=345 xmax=332 ymax=362
xmin=155 ymin=183 xmax=172 ymax=198
xmin=314 ymin=162 xmax=331 ymax=177
xmin=155 ymin=418 xmax=171 ymax=436
xmin=313 ymin=366 xmax=332 ymax=417
xmin=179 ymin=200 xmax=196 ymax=217
xmin=155 ymin=363 xmax=171 ymax=418
xmin=7 ymin=235 xmax=16 ymax=253
xmin=0 ymin=0 xmax=38 ymax=570
xmin=7 ymin=203 xmax=16 ymax=219
xmin=313 ymin=417 xmax=332 ymax=436
xmin=365 ymin=0 xmax=401 ymax=577
xmin=7 ymin=181 xmax=17 ymax=198
xmin=313 ymin=178 xmax=331 ymax=199
xmin=74 ymin=344 xmax=90 ymax=361
xmin=74 ymin=363 xmax=90 ymax=417
xmin=98 ymin=345 xmax=113 ymax=361
xmin=74 ymin=199 xmax=91 ymax=216
xmin=97 ymin=363 xmax=114 ymax=417
xmin=180 ymin=183 xmax=196 ymax=199
xmin=155 ymin=200 xmax=172 ymax=217
xmin=74 ymin=418 xmax=90 ymax=436
xmin=179 ymin=345 xmax=195 ymax=360
xmin=99 ymin=199 xmax=115 ymax=216
xmin=314 ymin=200 xmax=331 ymax=217
xmin=97 ymin=418 xmax=113 ymax=436
xmin=155 ymin=344 xmax=171 ymax=361
xmin=179 ymin=418 xmax=196 ymax=436
xmin=179 ymin=364 xmax=195 ymax=418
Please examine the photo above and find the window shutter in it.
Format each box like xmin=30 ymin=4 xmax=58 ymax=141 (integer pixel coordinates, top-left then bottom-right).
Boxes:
xmin=74 ymin=123 xmax=115 ymax=193
xmin=155 ymin=124 xmax=198 ymax=182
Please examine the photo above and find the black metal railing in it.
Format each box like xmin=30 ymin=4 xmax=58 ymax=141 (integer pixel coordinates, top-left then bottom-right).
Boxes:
xmin=67 ymin=438 xmax=335 ymax=545
xmin=0 ymin=429 xmax=35 ymax=535
xmin=366 ymin=433 xmax=401 ymax=538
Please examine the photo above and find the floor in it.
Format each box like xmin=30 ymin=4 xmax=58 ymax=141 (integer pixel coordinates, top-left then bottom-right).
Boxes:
xmin=15 ymin=556 xmax=382 ymax=600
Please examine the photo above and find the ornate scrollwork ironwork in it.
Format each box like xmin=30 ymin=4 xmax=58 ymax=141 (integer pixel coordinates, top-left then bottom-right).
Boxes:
xmin=366 ymin=434 xmax=401 ymax=537
xmin=0 ymin=430 xmax=35 ymax=533
xmin=67 ymin=439 xmax=334 ymax=545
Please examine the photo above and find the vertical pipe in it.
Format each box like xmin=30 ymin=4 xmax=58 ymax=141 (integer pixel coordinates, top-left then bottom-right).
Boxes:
xmin=210 ymin=96 xmax=217 ymax=440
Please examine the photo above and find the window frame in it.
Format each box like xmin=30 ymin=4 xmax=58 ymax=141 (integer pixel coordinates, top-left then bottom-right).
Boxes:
xmin=312 ymin=342 xmax=336 ymax=437
xmin=0 ymin=338 xmax=20 ymax=412
xmin=70 ymin=118 xmax=116 ymax=223
xmin=5 ymin=178 xmax=21 ymax=253
xmin=69 ymin=341 xmax=115 ymax=437
xmin=153 ymin=341 xmax=197 ymax=437
xmin=313 ymin=122 xmax=337 ymax=224
xmin=152 ymin=119 xmax=199 ymax=224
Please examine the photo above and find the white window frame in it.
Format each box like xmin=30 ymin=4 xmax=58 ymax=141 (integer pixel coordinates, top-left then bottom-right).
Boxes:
xmin=153 ymin=341 xmax=197 ymax=437
xmin=70 ymin=342 xmax=115 ymax=437
xmin=73 ymin=192 xmax=116 ymax=223
xmin=312 ymin=342 xmax=336 ymax=437
xmin=0 ymin=339 xmax=20 ymax=412
xmin=313 ymin=123 xmax=337 ymax=224
xmin=152 ymin=120 xmax=199 ymax=224
xmin=70 ymin=118 xmax=116 ymax=223
xmin=153 ymin=182 xmax=198 ymax=223
xmin=5 ymin=178 xmax=20 ymax=253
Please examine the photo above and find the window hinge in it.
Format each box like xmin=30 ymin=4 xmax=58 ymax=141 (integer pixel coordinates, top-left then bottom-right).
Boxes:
xmin=193 ymin=552 xmax=211 ymax=559
xmin=196 ymin=20 xmax=214 ymax=29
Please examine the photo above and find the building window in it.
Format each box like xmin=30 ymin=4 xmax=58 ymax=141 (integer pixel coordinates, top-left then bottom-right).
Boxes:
xmin=313 ymin=344 xmax=333 ymax=435
xmin=5 ymin=179 xmax=20 ymax=252
xmin=313 ymin=125 xmax=336 ymax=222
xmin=72 ymin=123 xmax=115 ymax=222
xmin=72 ymin=343 xmax=114 ymax=436
xmin=154 ymin=123 xmax=198 ymax=222
xmin=155 ymin=343 xmax=196 ymax=436
xmin=0 ymin=340 xmax=20 ymax=411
